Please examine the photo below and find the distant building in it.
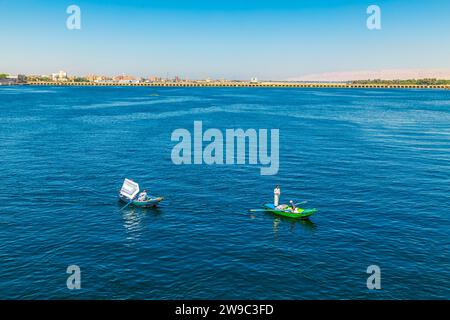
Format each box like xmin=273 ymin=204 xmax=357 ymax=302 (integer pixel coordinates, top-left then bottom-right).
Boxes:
xmin=85 ymin=74 xmax=97 ymax=82
xmin=94 ymin=76 xmax=110 ymax=82
xmin=0 ymin=78 xmax=16 ymax=85
xmin=86 ymin=75 xmax=110 ymax=82
xmin=250 ymin=77 xmax=258 ymax=83
xmin=113 ymin=74 xmax=135 ymax=82
xmin=52 ymin=70 xmax=67 ymax=81
xmin=0 ymin=74 xmax=26 ymax=85
xmin=95 ymin=78 xmax=114 ymax=84
xmin=17 ymin=74 xmax=27 ymax=83
xmin=148 ymin=76 xmax=160 ymax=82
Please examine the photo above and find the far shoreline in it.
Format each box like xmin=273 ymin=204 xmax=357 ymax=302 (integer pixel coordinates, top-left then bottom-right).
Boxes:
xmin=19 ymin=81 xmax=450 ymax=90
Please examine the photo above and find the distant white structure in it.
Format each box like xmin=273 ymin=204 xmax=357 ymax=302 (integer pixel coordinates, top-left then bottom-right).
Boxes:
xmin=52 ymin=70 xmax=67 ymax=81
xmin=118 ymin=79 xmax=140 ymax=84
xmin=250 ymin=77 xmax=258 ymax=83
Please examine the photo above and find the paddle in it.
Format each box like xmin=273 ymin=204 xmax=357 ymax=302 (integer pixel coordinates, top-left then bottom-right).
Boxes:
xmin=120 ymin=198 xmax=134 ymax=211
xmin=249 ymin=201 xmax=308 ymax=213
xmin=249 ymin=209 xmax=271 ymax=212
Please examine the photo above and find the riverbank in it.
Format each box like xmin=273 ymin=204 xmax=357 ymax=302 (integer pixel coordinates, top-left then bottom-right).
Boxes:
xmin=26 ymin=81 xmax=450 ymax=89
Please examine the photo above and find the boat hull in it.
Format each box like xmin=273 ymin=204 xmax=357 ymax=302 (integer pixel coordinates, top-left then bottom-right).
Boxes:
xmin=119 ymin=194 xmax=163 ymax=208
xmin=263 ymin=203 xmax=317 ymax=219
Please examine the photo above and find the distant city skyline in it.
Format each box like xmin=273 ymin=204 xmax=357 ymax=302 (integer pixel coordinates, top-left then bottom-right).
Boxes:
xmin=1 ymin=0 xmax=450 ymax=80
xmin=8 ymin=68 xmax=450 ymax=82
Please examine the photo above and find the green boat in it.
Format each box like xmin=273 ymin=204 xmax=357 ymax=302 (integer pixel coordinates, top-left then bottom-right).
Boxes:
xmin=263 ymin=203 xmax=317 ymax=219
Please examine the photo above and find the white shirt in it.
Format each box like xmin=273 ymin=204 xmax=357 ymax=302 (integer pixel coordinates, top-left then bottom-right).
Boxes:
xmin=138 ymin=192 xmax=147 ymax=201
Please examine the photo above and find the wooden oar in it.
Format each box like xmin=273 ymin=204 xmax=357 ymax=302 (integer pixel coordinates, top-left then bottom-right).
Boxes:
xmin=249 ymin=208 xmax=270 ymax=212
xmin=250 ymin=201 xmax=308 ymax=213
xmin=120 ymin=199 xmax=134 ymax=211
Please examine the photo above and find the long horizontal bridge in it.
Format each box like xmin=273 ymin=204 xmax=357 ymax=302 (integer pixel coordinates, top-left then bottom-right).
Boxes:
xmin=26 ymin=81 xmax=450 ymax=90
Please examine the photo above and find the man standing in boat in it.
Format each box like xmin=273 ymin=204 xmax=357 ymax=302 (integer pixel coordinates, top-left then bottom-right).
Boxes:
xmin=274 ymin=185 xmax=281 ymax=207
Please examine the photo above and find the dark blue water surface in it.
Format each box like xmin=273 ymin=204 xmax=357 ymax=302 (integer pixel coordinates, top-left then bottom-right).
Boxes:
xmin=0 ymin=86 xmax=449 ymax=299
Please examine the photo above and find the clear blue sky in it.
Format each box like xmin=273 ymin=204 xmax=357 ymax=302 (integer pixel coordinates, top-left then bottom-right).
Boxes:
xmin=1 ymin=0 xmax=449 ymax=79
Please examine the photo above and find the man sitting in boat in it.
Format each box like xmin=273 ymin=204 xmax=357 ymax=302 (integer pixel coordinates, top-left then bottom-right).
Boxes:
xmin=276 ymin=204 xmax=288 ymax=210
xmin=289 ymin=200 xmax=297 ymax=213
xmin=137 ymin=190 xmax=148 ymax=202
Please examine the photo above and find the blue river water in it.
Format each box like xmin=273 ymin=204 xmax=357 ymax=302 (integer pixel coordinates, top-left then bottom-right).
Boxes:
xmin=0 ymin=86 xmax=449 ymax=299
